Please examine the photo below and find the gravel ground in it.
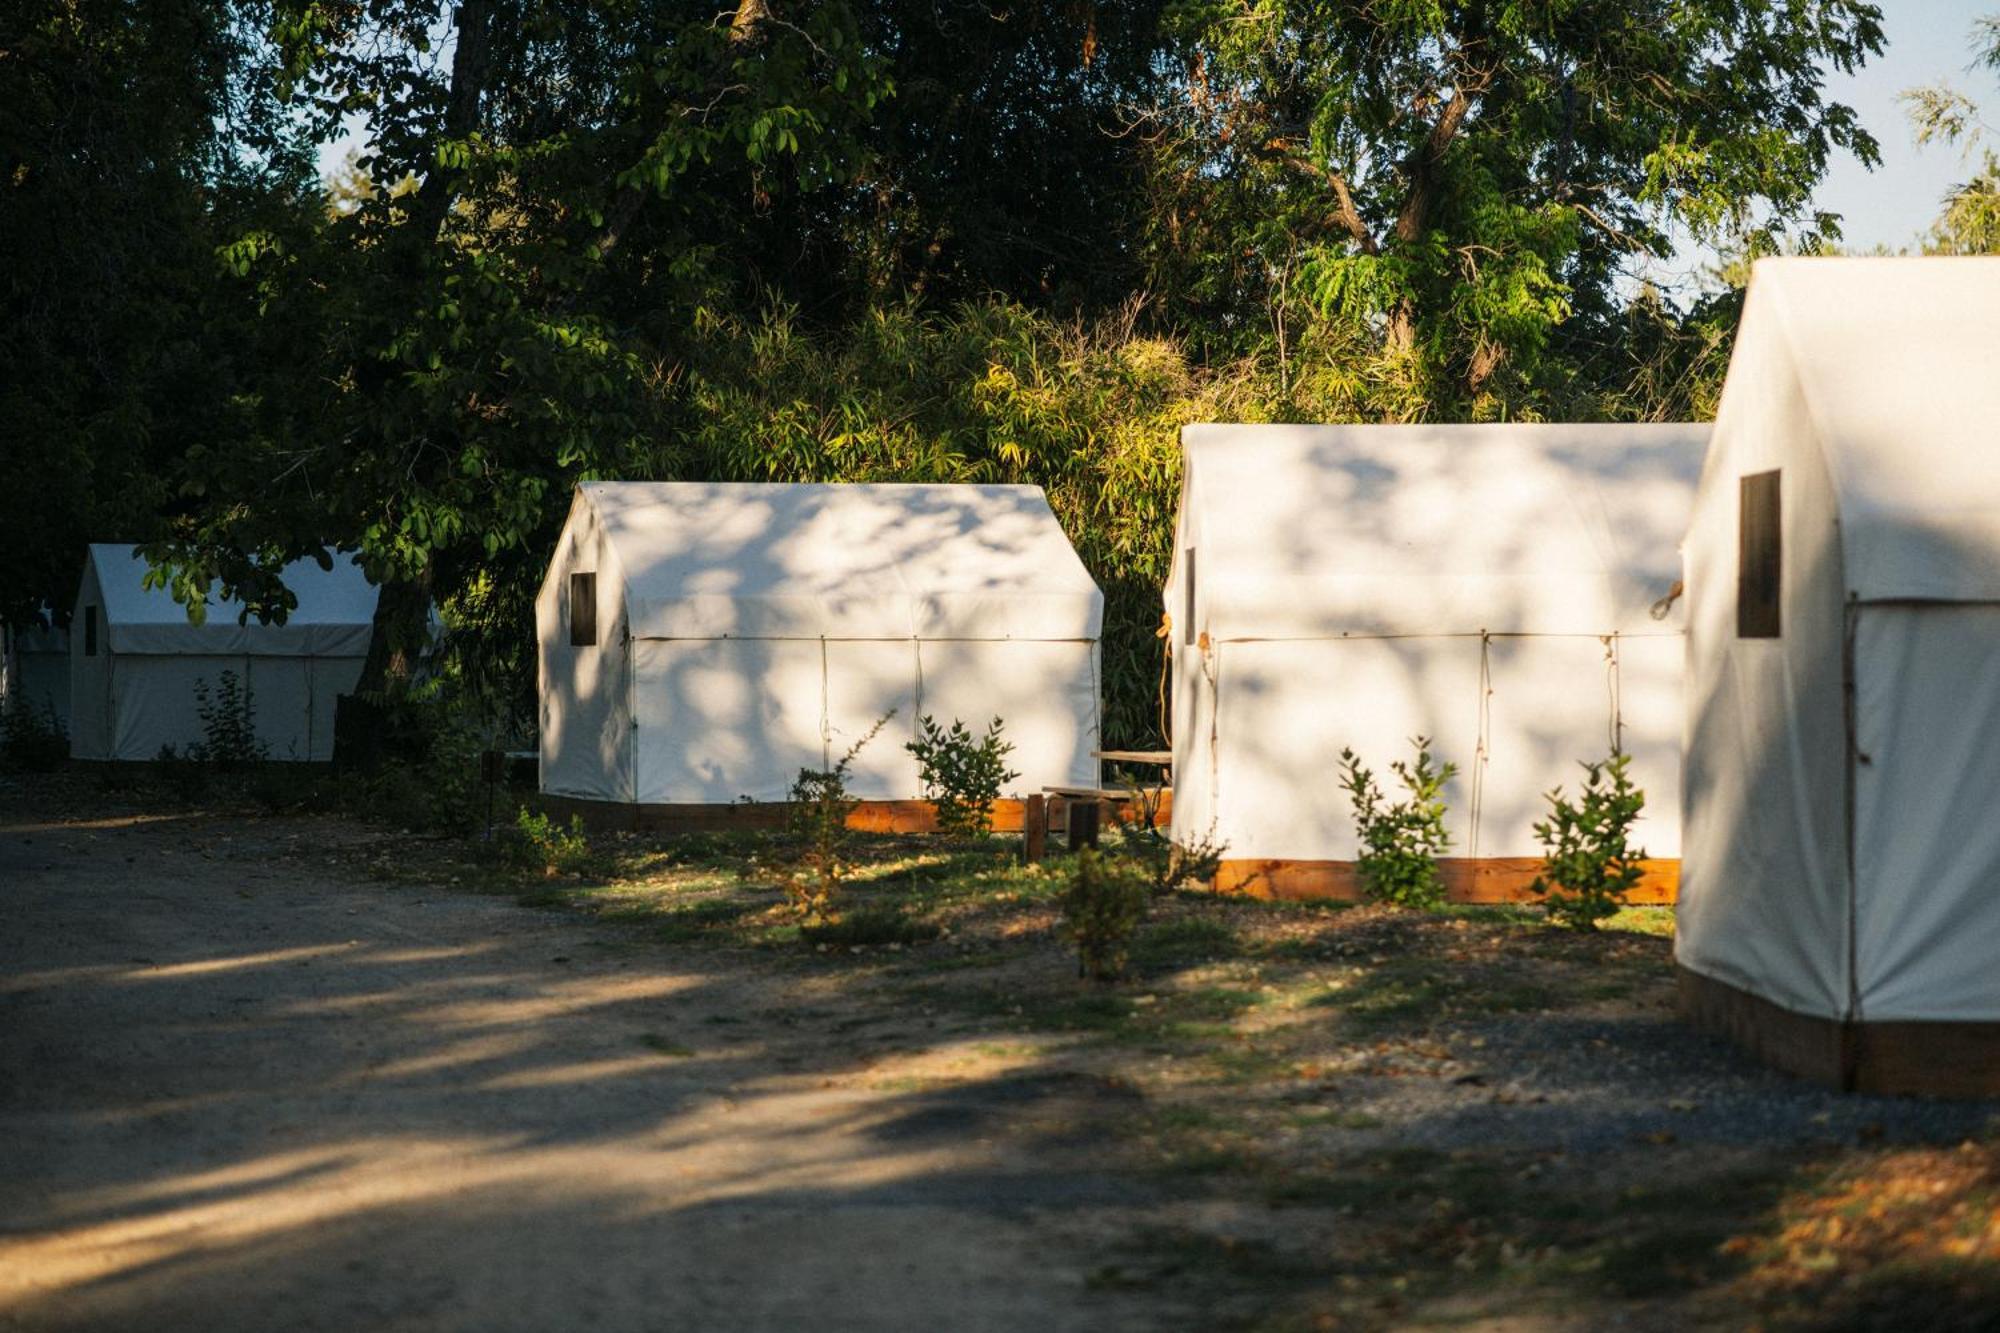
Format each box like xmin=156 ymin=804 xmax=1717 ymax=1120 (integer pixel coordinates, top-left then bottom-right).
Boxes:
xmin=1332 ymin=1011 xmax=2000 ymax=1156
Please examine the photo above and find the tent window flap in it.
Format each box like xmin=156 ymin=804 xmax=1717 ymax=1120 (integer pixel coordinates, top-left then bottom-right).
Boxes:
xmin=83 ymin=606 xmax=98 ymax=657
xmin=569 ymin=573 xmax=597 ymax=647
xmin=1738 ymin=470 xmax=1781 ymax=639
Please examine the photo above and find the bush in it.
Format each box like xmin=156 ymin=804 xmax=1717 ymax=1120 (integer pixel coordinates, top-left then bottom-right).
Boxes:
xmin=1059 ymin=847 xmax=1152 ymax=981
xmin=1530 ymin=750 xmax=1647 ymax=931
xmin=1337 ymin=737 xmax=1457 ymax=910
xmin=0 ymin=696 xmax=67 ymax=772
xmin=781 ymin=711 xmax=893 ymax=922
xmin=906 ymin=714 xmax=1019 ymax=839
xmin=345 ymin=694 xmax=491 ymax=834
xmin=503 ymin=806 xmax=593 ymax=876
xmin=154 ymin=743 xmax=211 ymax=802
xmin=191 ymin=670 xmax=267 ymax=769
xmin=1110 ymin=781 xmax=1227 ymax=894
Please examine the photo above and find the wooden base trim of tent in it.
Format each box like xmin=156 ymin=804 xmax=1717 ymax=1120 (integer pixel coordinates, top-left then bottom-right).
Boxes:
xmin=540 ymin=792 xmax=1168 ymax=837
xmin=1213 ymin=857 xmax=1679 ymax=905
xmin=1676 ymin=965 xmax=2000 ymax=1099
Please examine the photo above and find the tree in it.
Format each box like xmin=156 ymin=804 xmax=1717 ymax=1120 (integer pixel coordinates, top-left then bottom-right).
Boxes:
xmin=1904 ymin=15 xmax=2000 ymax=254
xmin=0 ymin=0 xmax=314 ymax=630
xmin=1141 ymin=1 xmax=1883 ymax=409
xmin=152 ymin=0 xmax=891 ymax=759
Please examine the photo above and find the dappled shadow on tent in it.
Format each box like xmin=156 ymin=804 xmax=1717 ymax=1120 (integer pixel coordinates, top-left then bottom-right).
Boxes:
xmin=544 ymin=483 xmax=1101 ymax=806
xmin=1178 ymin=428 xmax=1699 ymax=863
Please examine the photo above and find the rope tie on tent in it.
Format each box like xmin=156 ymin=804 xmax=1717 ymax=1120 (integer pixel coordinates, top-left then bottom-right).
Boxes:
xmin=1156 ymin=612 xmax=1172 ymax=745
xmin=1602 ymin=632 xmax=1624 ymax=756
xmin=1469 ymin=631 xmax=1493 ymax=861
xmin=819 ymin=636 xmax=831 ymax=771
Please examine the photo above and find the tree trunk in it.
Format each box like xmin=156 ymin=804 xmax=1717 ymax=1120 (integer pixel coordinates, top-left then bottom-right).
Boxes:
xmin=334 ymin=2 xmax=494 ymax=772
xmin=334 ymin=572 xmax=436 ymax=773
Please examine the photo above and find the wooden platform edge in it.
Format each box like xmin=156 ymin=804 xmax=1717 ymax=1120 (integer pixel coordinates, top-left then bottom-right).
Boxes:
xmin=1676 ymin=964 xmax=2000 ymax=1099
xmin=1212 ymin=857 xmax=1679 ymax=905
xmin=539 ymin=792 xmax=1168 ymax=837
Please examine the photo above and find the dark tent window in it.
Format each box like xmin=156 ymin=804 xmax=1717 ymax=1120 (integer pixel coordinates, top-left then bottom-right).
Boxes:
xmin=83 ymin=606 xmax=98 ymax=657
xmin=1183 ymin=548 xmax=1197 ymax=646
xmin=569 ymin=572 xmax=597 ymax=647
xmin=1738 ymin=471 xmax=1781 ymax=639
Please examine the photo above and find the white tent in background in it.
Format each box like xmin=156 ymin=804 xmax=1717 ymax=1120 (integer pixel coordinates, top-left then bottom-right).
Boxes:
xmin=1165 ymin=422 xmax=1707 ymax=897
xmin=2 ymin=617 xmax=70 ymax=730
xmin=536 ymin=482 xmax=1103 ymax=807
xmin=69 ymin=545 xmax=379 ymax=762
xmin=1677 ymin=257 xmax=2000 ymax=1096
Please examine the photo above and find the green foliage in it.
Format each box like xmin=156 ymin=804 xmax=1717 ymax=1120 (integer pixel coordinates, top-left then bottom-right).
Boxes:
xmin=504 ymin=807 xmax=593 ymax=877
xmin=1146 ymin=0 xmax=1882 ymax=405
xmin=1905 ymin=16 xmax=2000 ymax=256
xmin=906 ymin=714 xmax=1018 ymax=839
xmin=1060 ymin=847 xmax=1153 ymax=981
xmin=0 ymin=696 xmax=68 ymax=773
xmin=1338 ymin=738 xmax=1457 ymax=911
xmin=345 ymin=692 xmax=491 ymax=834
xmin=0 ymin=0 xmax=314 ymax=630
xmin=191 ymin=671 xmax=269 ymax=769
xmin=781 ymin=710 xmax=894 ymax=922
xmin=1111 ymin=781 xmax=1227 ymax=895
xmin=1530 ymin=751 xmax=1648 ymax=932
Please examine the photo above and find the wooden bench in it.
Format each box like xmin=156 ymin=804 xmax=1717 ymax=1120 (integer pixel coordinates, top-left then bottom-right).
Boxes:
xmin=1023 ymin=783 xmax=1172 ymax=859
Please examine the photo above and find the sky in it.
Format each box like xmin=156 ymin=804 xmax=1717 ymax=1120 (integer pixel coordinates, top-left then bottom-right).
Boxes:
xmin=1815 ymin=0 xmax=1996 ymax=252
xmin=316 ymin=2 xmax=1998 ymax=255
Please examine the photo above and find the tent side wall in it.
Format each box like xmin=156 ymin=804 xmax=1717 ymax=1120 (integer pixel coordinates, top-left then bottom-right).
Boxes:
xmin=1170 ymin=425 xmax=1694 ymax=890
xmin=1676 ymin=303 xmax=1853 ymax=1023
xmin=1201 ymin=631 xmax=1681 ymax=864
xmin=1850 ymin=605 xmax=2000 ymax=1022
xmin=537 ymin=491 xmax=635 ymax=803
xmin=3 ymin=628 xmax=71 ymax=731
xmin=629 ymin=636 xmax=1099 ymax=805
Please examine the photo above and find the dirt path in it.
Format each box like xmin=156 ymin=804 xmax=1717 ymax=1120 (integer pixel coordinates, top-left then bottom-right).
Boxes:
xmin=0 ymin=801 xmax=1177 ymax=1332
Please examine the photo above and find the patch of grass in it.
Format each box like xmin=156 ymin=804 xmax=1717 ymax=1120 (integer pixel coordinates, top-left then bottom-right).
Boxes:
xmin=638 ymin=1033 xmax=696 ymax=1057
xmin=802 ymin=907 xmax=943 ymax=949
xmin=650 ymin=896 xmax=770 ymax=943
xmin=1129 ymin=917 xmax=1244 ymax=972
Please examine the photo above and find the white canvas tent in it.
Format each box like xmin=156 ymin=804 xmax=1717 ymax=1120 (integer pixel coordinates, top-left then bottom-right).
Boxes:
xmin=2 ymin=617 xmax=69 ymax=730
xmin=1677 ymin=257 xmax=2000 ymax=1093
xmin=1165 ymin=423 xmax=1707 ymax=891
xmin=536 ymin=482 xmax=1103 ymax=806
xmin=69 ymin=545 xmax=379 ymax=762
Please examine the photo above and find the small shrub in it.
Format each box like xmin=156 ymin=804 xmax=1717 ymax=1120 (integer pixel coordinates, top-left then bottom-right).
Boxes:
xmin=906 ymin=714 xmax=1019 ymax=838
xmin=781 ymin=711 xmax=893 ymax=921
xmin=154 ymin=743 xmax=211 ymax=802
xmin=1530 ymin=750 xmax=1647 ymax=931
xmin=1110 ymin=781 xmax=1227 ymax=894
xmin=504 ymin=806 xmax=593 ymax=876
xmin=191 ymin=670 xmax=267 ymax=769
xmin=1060 ymin=847 xmax=1152 ymax=981
xmin=345 ymin=696 xmax=490 ymax=833
xmin=248 ymin=765 xmax=335 ymax=815
xmin=0 ymin=696 xmax=67 ymax=772
xmin=1338 ymin=737 xmax=1456 ymax=910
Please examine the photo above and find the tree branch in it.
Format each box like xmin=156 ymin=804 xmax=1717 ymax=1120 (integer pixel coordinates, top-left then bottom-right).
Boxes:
xmin=1256 ymin=138 xmax=1379 ymax=254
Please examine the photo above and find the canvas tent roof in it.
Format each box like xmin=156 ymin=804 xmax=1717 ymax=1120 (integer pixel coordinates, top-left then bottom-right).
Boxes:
xmin=578 ymin=482 xmax=1102 ymax=641
xmin=1714 ymin=257 xmax=2000 ymax=604
xmin=84 ymin=545 xmax=377 ymax=656
xmin=1177 ymin=423 xmax=1706 ymax=639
